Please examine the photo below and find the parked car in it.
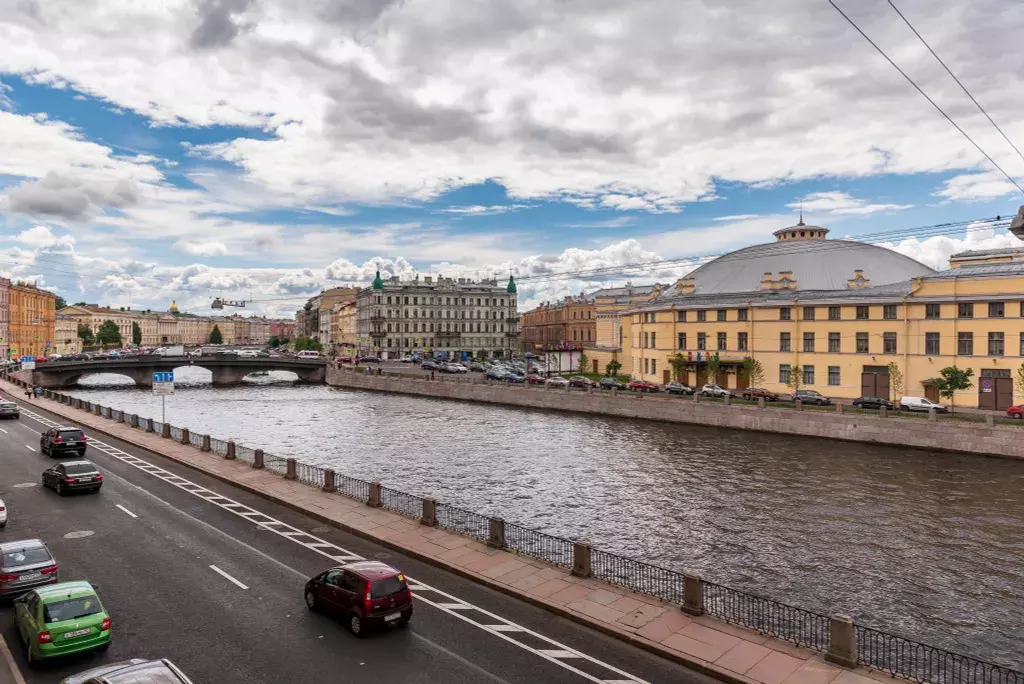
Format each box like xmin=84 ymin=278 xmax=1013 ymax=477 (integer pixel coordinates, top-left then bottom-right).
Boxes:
xmin=793 ymin=389 xmax=832 ymax=406
xmin=1007 ymin=404 xmax=1024 ymax=419
xmin=504 ymin=373 xmax=525 ymax=384
xmin=61 ymin=659 xmax=194 ymax=683
xmin=304 ymin=561 xmax=413 ymax=636
xmin=599 ymin=377 xmax=626 ymax=390
xmin=664 ymin=381 xmax=694 ymax=395
xmin=899 ymin=396 xmax=948 ymax=413
xmin=699 ymin=383 xmax=731 ymax=398
xmin=421 ymin=360 xmax=440 ymax=371
xmin=485 ymin=368 xmax=508 ymax=380
xmin=0 ymin=539 xmax=59 ymax=600
xmin=742 ymin=387 xmax=780 ymax=401
xmin=525 ymin=374 xmax=547 ymax=385
xmin=15 ymin=581 xmax=111 ymax=667
xmin=546 ymin=376 xmax=570 ymax=388
xmin=447 ymin=363 xmax=468 ymax=373
xmin=0 ymin=399 xmax=19 ymax=419
xmin=399 ymin=356 xmax=414 ymax=363
xmin=852 ymin=396 xmax=895 ymax=410
xmin=40 ymin=427 xmax=89 ymax=457
xmin=627 ymin=379 xmax=659 ymax=392
xmin=42 ymin=461 xmax=103 ymax=496
xmin=569 ymin=376 xmax=595 ymax=388
xmin=0 ymin=497 xmax=6 ymax=528
xmin=357 ymin=356 xmax=381 ymax=364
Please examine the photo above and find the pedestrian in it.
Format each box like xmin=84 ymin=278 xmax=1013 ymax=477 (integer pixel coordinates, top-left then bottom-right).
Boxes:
xmin=430 ymin=371 xmax=435 ymax=381
xmin=34 ymin=386 xmax=41 ymax=398
xmin=24 ymin=386 xmax=32 ymax=400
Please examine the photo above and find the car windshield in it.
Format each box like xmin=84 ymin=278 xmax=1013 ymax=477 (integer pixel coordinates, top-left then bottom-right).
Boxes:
xmin=43 ymin=596 xmax=102 ymax=623
xmin=64 ymin=463 xmax=97 ymax=475
xmin=371 ymin=575 xmax=408 ymax=598
xmin=58 ymin=429 xmax=84 ymax=440
xmin=2 ymin=547 xmax=51 ymax=567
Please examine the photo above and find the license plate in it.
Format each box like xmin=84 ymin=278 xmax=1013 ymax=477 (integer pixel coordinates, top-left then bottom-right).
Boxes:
xmin=384 ymin=612 xmax=401 ymax=622
xmin=20 ymin=572 xmax=42 ymax=581
xmin=63 ymin=629 xmax=90 ymax=638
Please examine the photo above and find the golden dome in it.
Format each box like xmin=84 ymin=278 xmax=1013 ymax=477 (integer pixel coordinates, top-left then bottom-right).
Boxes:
xmin=169 ymin=300 xmax=179 ymax=313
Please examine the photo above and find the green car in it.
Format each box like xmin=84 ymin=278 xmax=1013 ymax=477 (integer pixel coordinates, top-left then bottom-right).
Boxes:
xmin=14 ymin=581 xmax=111 ymax=667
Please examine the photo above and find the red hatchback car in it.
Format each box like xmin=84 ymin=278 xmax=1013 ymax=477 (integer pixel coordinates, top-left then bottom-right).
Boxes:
xmin=1007 ymin=404 xmax=1024 ymax=419
xmin=304 ymin=561 xmax=413 ymax=636
xmin=627 ymin=379 xmax=659 ymax=392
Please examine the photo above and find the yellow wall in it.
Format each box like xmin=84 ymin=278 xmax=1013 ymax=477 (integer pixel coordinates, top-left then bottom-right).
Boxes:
xmin=10 ymin=284 xmax=56 ymax=357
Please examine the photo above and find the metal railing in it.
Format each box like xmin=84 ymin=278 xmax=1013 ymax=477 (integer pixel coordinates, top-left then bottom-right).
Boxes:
xmin=504 ymin=522 xmax=573 ymax=568
xmin=189 ymin=431 xmax=204 ymax=449
xmin=592 ymin=548 xmax=687 ymax=604
xmin=702 ymin=579 xmax=830 ymax=652
xmin=169 ymin=426 xmax=183 ymax=441
xmin=152 ymin=421 xmax=164 ymax=435
xmin=855 ymin=625 xmax=1024 ymax=684
xmin=335 ymin=474 xmax=370 ymax=502
xmin=235 ymin=445 xmax=255 ymax=464
xmin=435 ymin=502 xmax=490 ymax=541
xmin=263 ymin=454 xmax=288 ymax=475
xmin=295 ymin=462 xmax=324 ymax=487
xmin=380 ymin=485 xmax=422 ymax=518
xmin=209 ymin=437 xmax=228 ymax=456
xmin=102 ymin=407 xmax=112 ymax=418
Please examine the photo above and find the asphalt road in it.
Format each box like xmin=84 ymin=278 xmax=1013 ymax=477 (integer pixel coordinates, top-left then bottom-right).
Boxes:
xmin=0 ymin=397 xmax=711 ymax=684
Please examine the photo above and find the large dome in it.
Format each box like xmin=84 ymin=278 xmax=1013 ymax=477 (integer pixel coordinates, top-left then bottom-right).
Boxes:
xmin=682 ymin=224 xmax=935 ymax=295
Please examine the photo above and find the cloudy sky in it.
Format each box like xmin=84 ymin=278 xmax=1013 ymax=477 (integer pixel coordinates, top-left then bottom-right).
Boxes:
xmin=1 ymin=0 xmax=1023 ymax=316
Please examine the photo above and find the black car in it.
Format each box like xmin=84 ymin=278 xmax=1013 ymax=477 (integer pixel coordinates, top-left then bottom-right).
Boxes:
xmin=357 ymin=356 xmax=381 ymax=364
xmin=665 ymin=382 xmax=694 ymax=395
xmin=42 ymin=460 xmax=103 ymax=495
xmin=793 ymin=389 xmax=832 ymax=406
xmin=599 ymin=377 xmax=626 ymax=390
xmin=421 ymin=360 xmax=439 ymax=371
xmin=39 ymin=427 xmax=89 ymax=457
xmin=852 ymin=396 xmax=895 ymax=410
xmin=569 ymin=376 xmax=595 ymax=388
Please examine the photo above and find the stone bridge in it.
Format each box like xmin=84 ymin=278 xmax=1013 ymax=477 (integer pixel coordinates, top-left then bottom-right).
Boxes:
xmin=21 ymin=355 xmax=328 ymax=388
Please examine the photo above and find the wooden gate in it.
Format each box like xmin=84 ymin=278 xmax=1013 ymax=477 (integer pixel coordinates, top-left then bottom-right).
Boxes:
xmin=924 ymin=384 xmax=940 ymax=402
xmin=592 ymin=359 xmax=599 ymax=374
xmin=696 ymin=369 xmax=708 ymax=387
xmin=978 ymin=374 xmax=1012 ymax=411
xmin=860 ymin=372 xmax=890 ymax=399
xmin=734 ymin=369 xmax=749 ymax=391
xmin=663 ymin=369 xmax=671 ymax=384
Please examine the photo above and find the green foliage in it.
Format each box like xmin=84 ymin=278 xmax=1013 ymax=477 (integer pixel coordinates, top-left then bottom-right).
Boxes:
xmin=668 ymin=353 xmax=687 ymax=382
xmin=706 ymin=353 xmax=721 ymax=385
xmin=293 ymin=336 xmax=322 ymax=351
xmin=1016 ymin=362 xmax=1024 ymax=401
xmin=73 ymin=301 xmax=88 ymax=306
xmin=268 ymin=336 xmax=280 ymax=348
xmin=605 ymin=358 xmax=622 ymax=377
xmin=209 ymin=325 xmax=223 ymax=344
xmin=54 ymin=296 xmax=67 ymax=310
xmin=887 ymin=361 xmax=904 ymax=401
xmin=741 ymin=357 xmax=764 ymax=387
xmin=96 ymin=320 xmax=122 ymax=346
xmin=131 ymin=321 xmax=142 ymax=346
xmin=577 ymin=350 xmax=589 ymax=373
xmin=786 ymin=364 xmax=803 ymax=392
xmin=934 ymin=366 xmax=974 ymax=414
xmin=77 ymin=324 xmax=95 ymax=345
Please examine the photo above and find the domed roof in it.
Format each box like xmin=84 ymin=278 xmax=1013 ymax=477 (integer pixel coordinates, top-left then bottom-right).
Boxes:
xmin=679 ymin=230 xmax=935 ymax=295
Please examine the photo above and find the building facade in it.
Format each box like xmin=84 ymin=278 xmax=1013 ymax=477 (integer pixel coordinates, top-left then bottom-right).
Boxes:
xmin=249 ymin=318 xmax=271 ymax=345
xmin=158 ymin=315 xmax=181 ymax=344
xmin=332 ymin=299 xmax=357 ymax=352
xmin=10 ymin=282 xmax=56 ymax=358
xmin=520 ymin=293 xmax=596 ymax=353
xmin=54 ymin=313 xmax=83 ymax=355
xmin=59 ymin=306 xmax=136 ymax=347
xmin=0 ymin=277 xmax=9 ymax=360
xmin=271 ymin=319 xmax=296 ymax=342
xmin=356 ymin=272 xmax=518 ymax=360
xmin=622 ymin=219 xmax=1024 ymax=409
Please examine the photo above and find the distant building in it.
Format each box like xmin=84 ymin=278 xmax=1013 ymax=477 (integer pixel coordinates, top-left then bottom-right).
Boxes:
xmin=520 ymin=292 xmax=596 ymax=353
xmin=332 ymin=299 xmax=357 ymax=353
xmin=305 ymin=287 xmax=359 ymax=345
xmin=0 ymin=277 xmax=9 ymax=360
xmin=54 ymin=313 xmax=82 ymax=355
xmin=270 ymin=319 xmax=296 ymax=341
xmin=10 ymin=282 xmax=56 ymax=357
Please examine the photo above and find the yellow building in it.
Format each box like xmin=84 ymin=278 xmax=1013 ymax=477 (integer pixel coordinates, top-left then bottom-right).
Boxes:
xmin=211 ymin=317 xmax=235 ymax=344
xmin=53 ymin=313 xmax=82 ymax=356
xmin=586 ymin=283 xmax=663 ymax=375
xmin=10 ymin=282 xmax=56 ymax=357
xmin=623 ymin=219 xmax=1024 ymax=410
xmin=332 ymin=299 xmax=358 ymax=352
xmin=249 ymin=318 xmax=270 ymax=345
xmin=158 ymin=315 xmax=181 ymax=344
xmin=59 ymin=306 xmax=134 ymax=348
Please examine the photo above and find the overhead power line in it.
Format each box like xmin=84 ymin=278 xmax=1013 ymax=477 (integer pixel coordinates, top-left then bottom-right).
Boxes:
xmin=827 ymin=0 xmax=1024 ymax=196
xmin=885 ymin=0 xmax=1024 ymax=167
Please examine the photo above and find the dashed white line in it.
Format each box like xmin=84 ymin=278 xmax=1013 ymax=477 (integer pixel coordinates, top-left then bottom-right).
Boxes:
xmin=209 ymin=564 xmax=249 ymax=590
xmin=116 ymin=504 xmax=138 ymax=518
xmin=24 ymin=445 xmax=34 ymax=452
xmin=539 ymin=650 xmax=582 ymax=659
xmin=0 ymin=428 xmax=7 ymax=433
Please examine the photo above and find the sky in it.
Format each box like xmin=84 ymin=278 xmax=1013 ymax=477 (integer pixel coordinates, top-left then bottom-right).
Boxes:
xmin=1 ymin=0 xmax=1023 ymax=317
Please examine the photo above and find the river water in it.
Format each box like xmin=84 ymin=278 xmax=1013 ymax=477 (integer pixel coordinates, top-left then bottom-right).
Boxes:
xmin=66 ymin=368 xmax=1024 ymax=668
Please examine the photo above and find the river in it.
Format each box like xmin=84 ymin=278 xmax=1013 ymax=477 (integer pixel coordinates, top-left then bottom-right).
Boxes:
xmin=65 ymin=368 xmax=1024 ymax=668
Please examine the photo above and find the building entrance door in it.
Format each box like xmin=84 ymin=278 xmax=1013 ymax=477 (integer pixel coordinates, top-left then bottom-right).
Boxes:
xmin=978 ymin=371 xmax=1012 ymax=411
xmin=663 ymin=369 xmax=671 ymax=384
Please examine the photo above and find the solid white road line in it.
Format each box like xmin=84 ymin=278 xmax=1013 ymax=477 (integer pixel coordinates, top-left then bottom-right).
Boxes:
xmin=209 ymin=564 xmax=249 ymax=590
xmin=0 ymin=428 xmax=7 ymax=433
xmin=116 ymin=504 xmax=138 ymax=518
xmin=16 ymin=406 xmax=650 ymax=684
xmin=24 ymin=445 xmax=34 ymax=452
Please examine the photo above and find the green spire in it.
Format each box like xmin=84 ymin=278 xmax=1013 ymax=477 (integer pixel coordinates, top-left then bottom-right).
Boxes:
xmin=506 ymin=274 xmax=517 ymax=293
xmin=372 ymin=270 xmax=384 ymax=290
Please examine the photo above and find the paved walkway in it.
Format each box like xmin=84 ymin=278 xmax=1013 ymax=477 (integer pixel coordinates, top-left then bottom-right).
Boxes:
xmin=5 ymin=381 xmax=894 ymax=684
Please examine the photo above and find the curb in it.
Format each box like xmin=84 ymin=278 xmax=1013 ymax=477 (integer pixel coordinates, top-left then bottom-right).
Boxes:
xmin=0 ymin=634 xmax=27 ymax=684
xmin=19 ymin=392 xmax=761 ymax=684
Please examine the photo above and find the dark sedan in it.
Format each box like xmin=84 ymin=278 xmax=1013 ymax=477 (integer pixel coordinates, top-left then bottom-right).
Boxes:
xmin=664 ymin=382 xmax=694 ymax=395
xmin=42 ymin=461 xmax=103 ymax=495
xmin=569 ymin=376 xmax=595 ymax=388
xmin=852 ymin=396 xmax=895 ymax=410
xmin=599 ymin=377 xmax=626 ymax=390
xmin=742 ymin=387 xmax=780 ymax=401
xmin=793 ymin=389 xmax=832 ymax=406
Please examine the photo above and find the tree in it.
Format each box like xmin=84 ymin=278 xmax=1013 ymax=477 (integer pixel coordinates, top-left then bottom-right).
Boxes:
xmin=54 ymin=296 xmax=67 ymax=310
xmin=209 ymin=325 xmax=223 ymax=344
xmin=577 ymin=350 xmax=589 ymax=374
xmin=786 ymin=364 xmax=803 ymax=395
xmin=934 ymin=366 xmax=974 ymax=414
xmin=1016 ymin=362 xmax=1024 ymax=401
xmin=96 ymin=320 xmax=122 ymax=347
xmin=887 ymin=362 xmax=904 ymax=401
xmin=131 ymin=321 xmax=142 ymax=346
xmin=741 ymin=357 xmax=764 ymax=387
xmin=669 ymin=353 xmax=687 ymax=382
xmin=77 ymin=324 xmax=95 ymax=346
xmin=605 ymin=358 xmax=622 ymax=377
xmin=293 ymin=336 xmax=322 ymax=351
xmin=268 ymin=336 xmax=281 ymax=348
xmin=73 ymin=301 xmax=88 ymax=306
xmin=706 ymin=353 xmax=721 ymax=386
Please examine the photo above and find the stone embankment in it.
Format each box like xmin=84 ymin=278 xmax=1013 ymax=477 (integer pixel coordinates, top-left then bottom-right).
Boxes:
xmin=328 ymin=366 xmax=1024 ymax=459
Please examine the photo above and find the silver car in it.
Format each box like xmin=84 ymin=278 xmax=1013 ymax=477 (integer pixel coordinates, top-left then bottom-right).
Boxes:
xmin=0 ymin=400 xmax=19 ymax=419
xmin=61 ymin=658 xmax=194 ymax=684
xmin=0 ymin=539 xmax=59 ymax=599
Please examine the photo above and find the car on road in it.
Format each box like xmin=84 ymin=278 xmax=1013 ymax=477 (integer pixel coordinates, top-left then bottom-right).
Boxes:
xmin=504 ymin=373 xmax=525 ymax=383
xmin=421 ymin=360 xmax=440 ymax=371
xmin=60 ymin=658 xmax=195 ymax=684
xmin=399 ymin=356 xmax=414 ymax=363
xmin=546 ymin=376 xmax=570 ymax=388
xmin=40 ymin=427 xmax=89 ymax=457
xmin=42 ymin=461 xmax=104 ymax=496
xmin=741 ymin=387 xmax=780 ymax=401
xmin=569 ymin=376 xmax=595 ymax=388
xmin=0 ymin=399 xmax=19 ymax=419
xmin=15 ymin=580 xmax=111 ymax=667
xmin=0 ymin=539 xmax=59 ymax=600
xmin=599 ymin=377 xmax=626 ymax=390
xmin=485 ymin=368 xmax=508 ymax=380
xmin=1008 ymin=404 xmax=1024 ymax=419
xmin=357 ymin=356 xmax=381 ymax=364
xmin=525 ymin=374 xmax=546 ymax=385
xmin=0 ymin=497 xmax=6 ymax=528
xmin=664 ymin=381 xmax=693 ymax=395
xmin=627 ymin=379 xmax=659 ymax=392
xmin=304 ymin=561 xmax=413 ymax=636
xmin=852 ymin=396 xmax=895 ymax=410
xmin=899 ymin=396 xmax=948 ymax=413
xmin=793 ymin=389 xmax=832 ymax=406
xmin=699 ymin=383 xmax=732 ymax=398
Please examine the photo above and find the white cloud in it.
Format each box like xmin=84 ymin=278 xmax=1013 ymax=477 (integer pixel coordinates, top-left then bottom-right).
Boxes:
xmin=933 ymin=171 xmax=1020 ymax=203
xmin=875 ymin=221 xmax=1019 ymax=270
xmin=14 ymin=225 xmax=75 ymax=248
xmin=788 ymin=191 xmax=913 ymax=216
xmin=438 ymin=204 xmax=531 ymax=216
xmin=712 ymin=214 xmax=760 ymax=222
xmin=173 ymin=240 xmax=229 ymax=256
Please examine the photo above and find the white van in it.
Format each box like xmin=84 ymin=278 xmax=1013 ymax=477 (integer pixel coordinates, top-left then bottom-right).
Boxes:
xmin=296 ymin=350 xmax=321 ymax=358
xmin=899 ymin=396 xmax=948 ymax=413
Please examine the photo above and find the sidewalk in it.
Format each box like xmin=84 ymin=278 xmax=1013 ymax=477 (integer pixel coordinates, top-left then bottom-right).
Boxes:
xmin=0 ymin=638 xmax=25 ymax=684
xmin=6 ymin=380 xmax=892 ymax=684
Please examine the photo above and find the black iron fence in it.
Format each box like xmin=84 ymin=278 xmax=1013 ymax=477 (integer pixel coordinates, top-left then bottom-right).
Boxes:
xmin=592 ymin=548 xmax=686 ymax=604
xmin=435 ymin=502 xmax=490 ymax=541
xmin=380 ymin=485 xmax=422 ymax=518
xmin=703 ymin=579 xmax=830 ymax=652
xmin=295 ymin=462 xmax=324 ymax=487
xmin=504 ymin=522 xmax=573 ymax=568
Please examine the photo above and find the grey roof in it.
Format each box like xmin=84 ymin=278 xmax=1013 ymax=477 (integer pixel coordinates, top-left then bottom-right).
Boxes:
xmin=663 ymin=239 xmax=934 ymax=296
xmin=591 ymin=284 xmax=660 ymax=298
xmin=949 ymin=247 xmax=1023 ymax=259
xmin=635 ymin=281 xmax=912 ymax=311
xmin=926 ymin=263 xmax=1024 ymax=278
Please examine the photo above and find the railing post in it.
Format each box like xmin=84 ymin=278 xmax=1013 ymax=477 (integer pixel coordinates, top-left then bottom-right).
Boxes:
xmin=130 ymin=413 xmax=138 ymax=427
xmin=180 ymin=427 xmax=190 ymax=445
xmin=146 ymin=418 xmax=155 ymax=433
xmin=758 ymin=396 xmax=765 ymax=408
xmin=323 ymin=469 xmax=336 ymax=493
xmin=421 ymin=497 xmax=437 ymax=527
xmin=986 ymin=413 xmax=995 ymax=427
xmin=928 ymin=407 xmax=937 ymax=421
xmin=879 ymin=405 xmax=887 ymax=418
xmin=693 ymin=391 xmax=699 ymax=403
xmin=368 ymin=481 xmax=382 ymax=508
xmin=226 ymin=440 xmax=236 ymax=460
xmin=724 ymin=393 xmax=731 ymax=406
xmin=825 ymin=614 xmax=858 ymax=669
xmin=201 ymin=434 xmax=211 ymax=452
xmin=253 ymin=448 xmax=263 ymax=468
xmin=488 ymin=517 xmax=506 ymax=549
xmin=161 ymin=423 xmax=171 ymax=438
xmin=94 ymin=405 xmax=102 ymax=416
xmin=571 ymin=541 xmax=592 ymax=578
xmin=795 ymin=398 xmax=803 ymax=411
xmin=285 ymin=458 xmax=296 ymax=479
xmin=836 ymin=403 xmax=844 ymax=414
xmin=682 ymin=573 xmax=704 ymax=616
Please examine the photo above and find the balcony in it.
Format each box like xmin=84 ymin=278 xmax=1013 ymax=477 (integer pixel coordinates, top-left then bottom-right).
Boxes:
xmin=369 ymin=328 xmax=386 ymax=338
xmin=370 ymin=312 xmax=385 ymax=322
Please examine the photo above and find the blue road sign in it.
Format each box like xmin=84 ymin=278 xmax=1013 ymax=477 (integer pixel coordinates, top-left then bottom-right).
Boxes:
xmin=22 ymin=356 xmax=34 ymax=363
xmin=152 ymin=372 xmax=175 ymax=383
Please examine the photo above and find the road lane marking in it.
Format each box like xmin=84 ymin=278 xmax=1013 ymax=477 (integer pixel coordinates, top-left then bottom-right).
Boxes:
xmin=0 ymin=428 xmax=7 ymax=433
xmin=209 ymin=564 xmax=249 ymax=590
xmin=17 ymin=406 xmax=650 ymax=684
xmin=539 ymin=650 xmax=582 ymax=658
xmin=24 ymin=445 xmax=34 ymax=451
xmin=116 ymin=504 xmax=138 ymax=518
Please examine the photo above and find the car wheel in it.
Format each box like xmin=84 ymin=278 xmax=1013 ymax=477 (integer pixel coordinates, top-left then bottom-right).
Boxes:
xmin=79 ymin=449 xmax=86 ymax=457
xmin=305 ymin=591 xmax=317 ymax=610
xmin=397 ymin=617 xmax=410 ymax=628
xmin=348 ymin=612 xmax=365 ymax=637
xmin=56 ymin=482 xmax=64 ymax=496
xmin=817 ymin=399 xmax=824 ymax=406
xmin=1014 ymin=414 xmax=1023 ymax=420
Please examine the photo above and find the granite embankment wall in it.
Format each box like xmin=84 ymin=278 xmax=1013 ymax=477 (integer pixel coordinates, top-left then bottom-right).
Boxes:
xmin=327 ymin=367 xmax=1024 ymax=459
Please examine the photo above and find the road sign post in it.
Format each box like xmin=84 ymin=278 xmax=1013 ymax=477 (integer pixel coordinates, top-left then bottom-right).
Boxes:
xmin=152 ymin=371 xmax=174 ymax=423
xmin=21 ymin=355 xmax=36 ymax=371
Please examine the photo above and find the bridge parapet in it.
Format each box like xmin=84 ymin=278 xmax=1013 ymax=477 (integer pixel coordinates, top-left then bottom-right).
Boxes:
xmin=27 ymin=356 xmax=327 ymax=388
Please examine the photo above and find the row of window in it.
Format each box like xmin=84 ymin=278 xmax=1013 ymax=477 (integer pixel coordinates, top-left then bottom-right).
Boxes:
xmin=385 ymin=337 xmax=505 ymax=348
xmin=638 ymin=301 xmax=1024 ymax=323
xmin=571 ymin=328 xmax=593 ymax=342
xmin=383 ymin=309 xmax=504 ymax=320
xmin=385 ymin=295 xmax=510 ymax=307
xmin=779 ymin=365 xmax=841 ymax=386
xmin=385 ymin=322 xmax=506 ymax=333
